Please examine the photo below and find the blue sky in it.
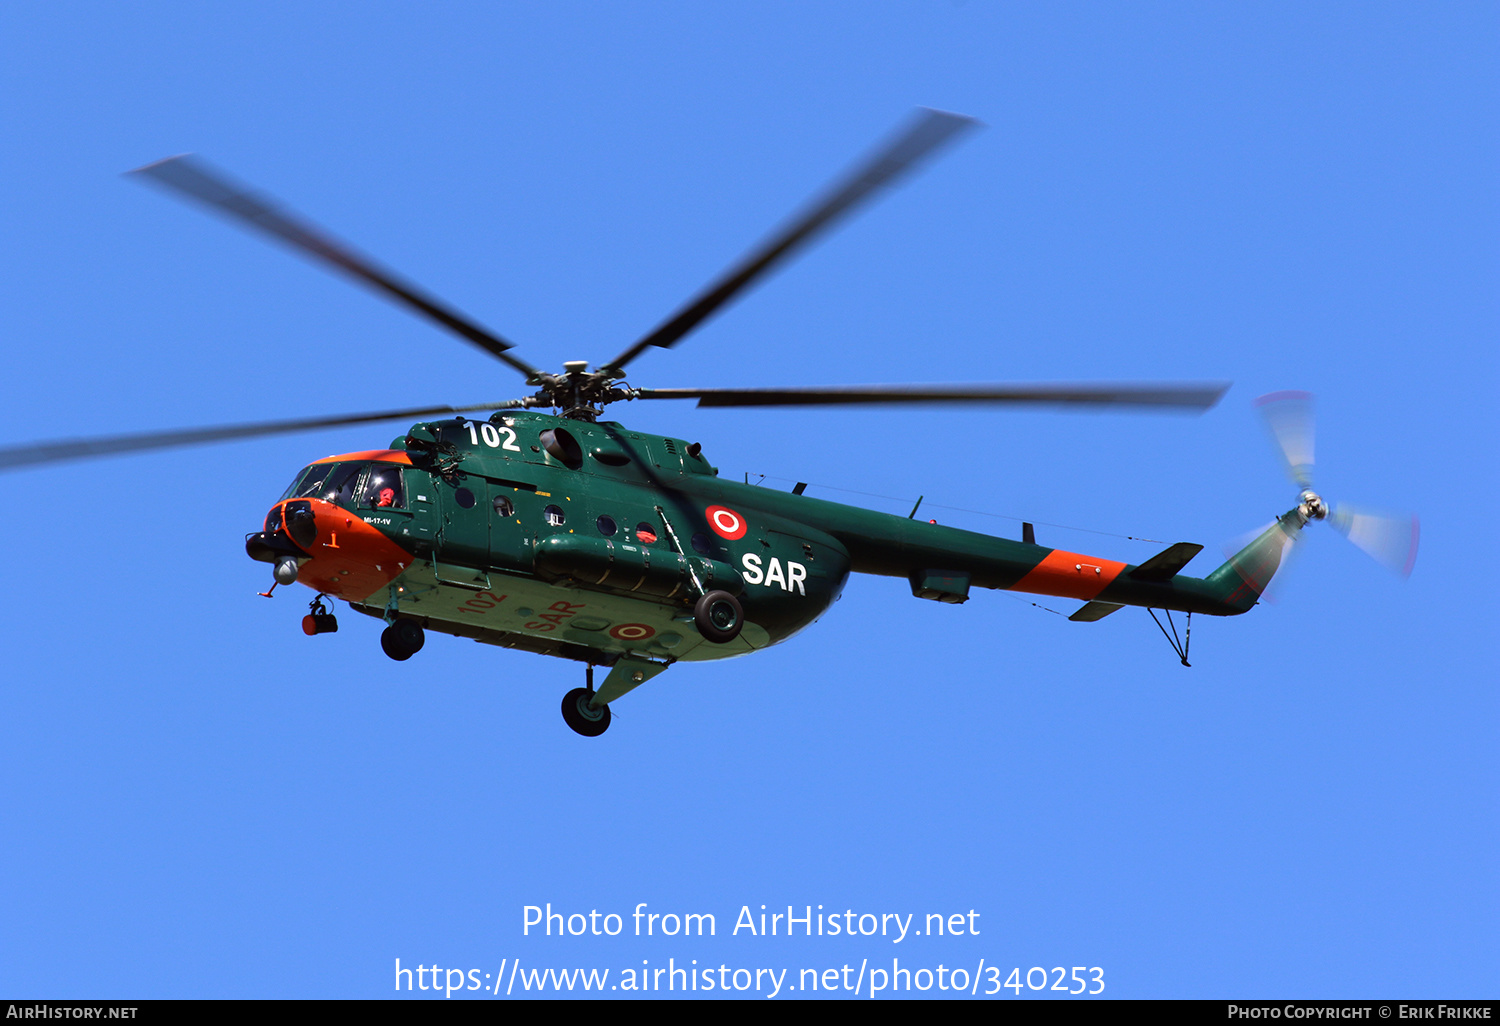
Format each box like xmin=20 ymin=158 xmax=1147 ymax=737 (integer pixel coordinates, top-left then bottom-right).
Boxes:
xmin=1 ymin=1 xmax=1494 ymax=999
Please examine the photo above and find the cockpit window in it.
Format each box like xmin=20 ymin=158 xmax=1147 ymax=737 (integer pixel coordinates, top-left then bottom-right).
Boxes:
xmin=289 ymin=464 xmax=332 ymax=499
xmin=278 ymin=472 xmax=305 ymax=502
xmin=317 ymin=463 xmax=366 ymax=506
xmin=361 ymin=465 xmax=406 ymax=509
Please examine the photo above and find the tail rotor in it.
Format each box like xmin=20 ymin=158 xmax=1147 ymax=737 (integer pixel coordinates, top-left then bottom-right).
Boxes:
xmin=1251 ymin=391 xmax=1419 ymax=578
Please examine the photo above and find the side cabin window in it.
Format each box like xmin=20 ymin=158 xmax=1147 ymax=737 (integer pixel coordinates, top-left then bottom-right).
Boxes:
xmin=360 ymin=464 xmax=406 ymax=509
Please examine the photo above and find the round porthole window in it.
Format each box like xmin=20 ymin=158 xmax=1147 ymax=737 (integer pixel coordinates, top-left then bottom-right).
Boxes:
xmin=454 ymin=487 xmax=476 ymax=509
xmin=597 ymin=514 xmax=617 ymax=536
xmin=635 ymin=522 xmax=658 ymax=544
xmin=493 ymin=496 xmax=514 ymax=517
xmin=544 ymin=504 xmax=566 ymax=526
xmin=691 ymin=532 xmax=712 ymax=556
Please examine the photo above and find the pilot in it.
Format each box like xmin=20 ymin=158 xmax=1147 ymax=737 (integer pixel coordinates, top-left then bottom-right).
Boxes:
xmin=375 ymin=486 xmax=396 ymax=508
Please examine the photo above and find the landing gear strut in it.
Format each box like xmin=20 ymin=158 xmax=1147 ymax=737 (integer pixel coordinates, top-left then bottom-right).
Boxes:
xmin=561 ymin=666 xmax=611 ymax=737
xmin=380 ymin=619 xmax=425 ymax=661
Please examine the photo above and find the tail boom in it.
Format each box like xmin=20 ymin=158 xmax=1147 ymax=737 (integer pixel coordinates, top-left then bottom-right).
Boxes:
xmin=1044 ymin=510 xmax=1304 ymax=617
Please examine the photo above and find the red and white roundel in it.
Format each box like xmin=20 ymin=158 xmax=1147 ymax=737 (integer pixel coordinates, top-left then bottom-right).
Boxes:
xmin=705 ymin=505 xmax=748 ymax=540
xmin=609 ymin=623 xmax=656 ymax=642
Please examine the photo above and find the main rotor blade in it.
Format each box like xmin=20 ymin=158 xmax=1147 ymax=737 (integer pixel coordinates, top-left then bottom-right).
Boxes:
xmin=633 ymin=382 xmax=1229 ymax=410
xmin=1254 ymin=390 xmax=1316 ymax=490
xmin=1328 ymin=504 xmax=1420 ymax=577
xmin=601 ymin=108 xmax=980 ymax=375
xmin=130 ymin=155 xmax=542 ymax=381
xmin=0 ymin=402 xmax=508 ymax=473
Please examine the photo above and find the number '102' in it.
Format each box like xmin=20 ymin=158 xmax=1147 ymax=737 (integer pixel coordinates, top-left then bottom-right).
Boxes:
xmin=464 ymin=422 xmax=521 ymax=451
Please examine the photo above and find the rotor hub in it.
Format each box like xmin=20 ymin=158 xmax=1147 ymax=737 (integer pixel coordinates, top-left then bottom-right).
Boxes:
xmin=509 ymin=367 xmax=636 ymax=421
xmin=1298 ymin=490 xmax=1328 ymax=522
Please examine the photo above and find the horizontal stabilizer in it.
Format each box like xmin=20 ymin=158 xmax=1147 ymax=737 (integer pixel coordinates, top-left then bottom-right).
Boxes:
xmin=1129 ymin=541 xmax=1204 ymax=582
xmin=1070 ymin=600 xmax=1125 ymax=622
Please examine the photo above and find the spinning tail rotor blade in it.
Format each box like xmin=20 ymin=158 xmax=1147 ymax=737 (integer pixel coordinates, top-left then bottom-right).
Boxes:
xmin=0 ymin=402 xmax=509 ymax=472
xmin=1254 ymin=390 xmax=1316 ymax=489
xmin=601 ymin=108 xmax=980 ymax=375
xmin=1328 ymin=504 xmax=1420 ymax=578
xmin=129 ymin=155 xmax=542 ymax=381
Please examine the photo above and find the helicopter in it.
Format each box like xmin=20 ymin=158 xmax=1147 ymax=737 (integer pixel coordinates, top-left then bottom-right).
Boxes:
xmin=0 ymin=109 xmax=1417 ymax=736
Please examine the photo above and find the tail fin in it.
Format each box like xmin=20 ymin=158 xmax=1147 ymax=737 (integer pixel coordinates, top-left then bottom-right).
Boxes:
xmin=1204 ymin=511 xmax=1302 ymax=613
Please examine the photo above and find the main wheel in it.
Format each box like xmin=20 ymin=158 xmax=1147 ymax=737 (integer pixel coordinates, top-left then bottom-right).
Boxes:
xmin=694 ymin=590 xmax=744 ymax=644
xmin=380 ymin=620 xmax=425 ymax=661
xmin=561 ymin=687 xmax=611 ymax=737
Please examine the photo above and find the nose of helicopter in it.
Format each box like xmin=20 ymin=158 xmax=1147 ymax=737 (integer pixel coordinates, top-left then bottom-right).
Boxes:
xmin=246 ymin=498 xmax=413 ymax=600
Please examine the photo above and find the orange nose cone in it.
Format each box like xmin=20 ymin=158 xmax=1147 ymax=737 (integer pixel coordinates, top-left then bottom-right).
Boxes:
xmin=293 ymin=499 xmax=414 ymax=601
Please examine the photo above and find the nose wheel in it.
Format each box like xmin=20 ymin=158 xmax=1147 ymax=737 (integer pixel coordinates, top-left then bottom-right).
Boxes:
xmin=380 ymin=619 xmax=425 ymax=661
xmin=561 ymin=687 xmax=611 ymax=736
xmin=561 ymin=665 xmax=611 ymax=736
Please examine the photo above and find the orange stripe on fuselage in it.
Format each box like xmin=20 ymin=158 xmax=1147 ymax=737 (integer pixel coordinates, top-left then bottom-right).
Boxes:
xmin=309 ymin=449 xmax=413 ymax=466
xmin=1010 ymin=548 xmax=1127 ymax=601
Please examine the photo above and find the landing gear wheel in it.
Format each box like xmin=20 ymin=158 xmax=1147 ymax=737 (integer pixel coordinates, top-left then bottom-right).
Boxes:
xmin=694 ymin=590 xmax=744 ymax=644
xmin=380 ymin=619 xmax=425 ymax=661
xmin=561 ymin=687 xmax=611 ymax=737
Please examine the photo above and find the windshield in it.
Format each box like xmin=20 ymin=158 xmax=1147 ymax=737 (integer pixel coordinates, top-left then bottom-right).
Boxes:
xmin=278 ymin=462 xmax=369 ymax=506
xmin=315 ymin=463 xmax=367 ymax=506
xmin=280 ymin=460 xmax=406 ymax=509
xmin=287 ymin=464 xmax=332 ymax=499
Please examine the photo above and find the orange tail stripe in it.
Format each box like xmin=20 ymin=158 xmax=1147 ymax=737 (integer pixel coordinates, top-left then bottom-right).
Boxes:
xmin=1010 ymin=549 xmax=1127 ymax=601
